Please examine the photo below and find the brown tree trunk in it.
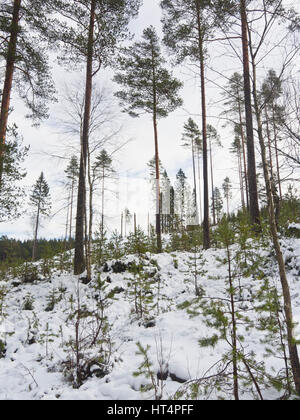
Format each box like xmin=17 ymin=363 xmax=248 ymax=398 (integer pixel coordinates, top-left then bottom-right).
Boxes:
xmin=237 ymin=100 xmax=249 ymax=210
xmin=74 ymin=0 xmax=96 ymax=275
xmin=0 ymin=0 xmax=21 ymax=187
xmin=251 ymin=57 xmax=300 ymax=396
xmin=150 ymin=39 xmax=162 ymax=253
xmin=240 ymin=0 xmax=261 ymax=228
xmin=196 ymin=3 xmax=210 ymax=249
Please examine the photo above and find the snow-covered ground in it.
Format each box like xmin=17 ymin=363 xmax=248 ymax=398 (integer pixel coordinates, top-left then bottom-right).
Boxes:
xmin=0 ymin=237 xmax=299 ymax=400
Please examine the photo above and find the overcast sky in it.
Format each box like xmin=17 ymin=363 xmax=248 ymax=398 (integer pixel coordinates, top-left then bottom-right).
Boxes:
xmin=1 ymin=0 xmax=299 ymax=239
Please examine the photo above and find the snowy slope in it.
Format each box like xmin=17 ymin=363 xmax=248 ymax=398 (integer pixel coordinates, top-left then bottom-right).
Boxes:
xmin=0 ymin=238 xmax=299 ymax=400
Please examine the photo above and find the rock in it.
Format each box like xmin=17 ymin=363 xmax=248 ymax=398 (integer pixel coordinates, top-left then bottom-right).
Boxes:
xmin=111 ymin=261 xmax=127 ymax=273
xmin=103 ymin=263 xmax=111 ymax=273
xmin=144 ymin=320 xmax=156 ymax=328
xmin=80 ymin=277 xmax=91 ymax=285
xmin=169 ymin=372 xmax=187 ymax=384
xmin=157 ymin=370 xmax=168 ymax=381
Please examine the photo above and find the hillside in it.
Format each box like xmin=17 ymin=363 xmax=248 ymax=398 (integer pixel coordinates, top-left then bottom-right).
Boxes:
xmin=0 ymin=235 xmax=299 ymax=400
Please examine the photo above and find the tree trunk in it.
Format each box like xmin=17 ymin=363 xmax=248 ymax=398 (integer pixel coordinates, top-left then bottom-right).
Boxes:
xmin=196 ymin=3 xmax=210 ymax=249
xmin=197 ymin=152 xmax=202 ymax=224
xmin=251 ymin=57 xmax=300 ymax=396
xmin=69 ymin=179 xmax=74 ymax=240
xmin=0 ymin=0 xmax=21 ymax=187
xmin=74 ymin=0 xmax=96 ymax=275
xmin=151 ymin=41 xmax=162 ymax=253
xmin=240 ymin=0 xmax=260 ymax=228
xmin=272 ymin=104 xmax=282 ymax=200
xmin=32 ymin=202 xmax=40 ymax=261
xmin=227 ymin=244 xmax=239 ymax=400
xmin=191 ymin=138 xmax=199 ymax=225
xmin=237 ymin=100 xmax=249 ymax=210
xmin=210 ymin=139 xmax=216 ymax=225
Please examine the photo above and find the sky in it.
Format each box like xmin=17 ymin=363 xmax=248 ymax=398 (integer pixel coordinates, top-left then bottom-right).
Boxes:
xmin=1 ymin=0 xmax=300 ymax=239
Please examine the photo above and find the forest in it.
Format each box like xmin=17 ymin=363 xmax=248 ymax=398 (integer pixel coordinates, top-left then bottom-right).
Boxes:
xmin=0 ymin=0 xmax=300 ymax=401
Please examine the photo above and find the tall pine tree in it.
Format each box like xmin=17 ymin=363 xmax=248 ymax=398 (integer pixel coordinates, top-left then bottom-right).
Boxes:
xmin=52 ymin=0 xmax=141 ymax=274
xmin=29 ymin=172 xmax=51 ymax=261
xmin=114 ymin=26 xmax=182 ymax=253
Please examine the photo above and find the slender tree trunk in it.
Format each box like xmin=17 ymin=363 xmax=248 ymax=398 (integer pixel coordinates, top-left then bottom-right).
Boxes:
xmin=240 ymin=0 xmax=260 ymax=228
xmin=237 ymin=100 xmax=249 ymax=210
xmin=64 ymin=189 xmax=71 ymax=250
xmin=86 ymin=150 xmax=93 ymax=282
xmin=210 ymin=139 xmax=216 ymax=225
xmin=69 ymin=180 xmax=74 ymax=240
xmin=197 ymin=152 xmax=202 ymax=224
xmin=272 ymin=104 xmax=282 ymax=200
xmin=196 ymin=3 xmax=210 ymax=249
xmin=227 ymin=244 xmax=239 ymax=400
xmin=191 ymin=138 xmax=199 ymax=224
xmin=0 ymin=0 xmax=21 ymax=187
xmin=101 ymin=165 xmax=105 ymax=241
xmin=32 ymin=202 xmax=40 ymax=261
xmin=251 ymin=58 xmax=300 ymax=396
xmin=151 ymin=44 xmax=162 ymax=253
xmin=121 ymin=212 xmax=124 ymax=238
xmin=238 ymin=144 xmax=246 ymax=209
xmin=74 ymin=0 xmax=96 ymax=275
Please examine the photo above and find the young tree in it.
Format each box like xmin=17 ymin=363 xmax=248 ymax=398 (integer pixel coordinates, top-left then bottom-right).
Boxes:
xmin=29 ymin=172 xmax=51 ymax=261
xmin=0 ymin=0 xmax=56 ymax=186
xmin=114 ymin=26 xmax=183 ymax=253
xmin=52 ymin=0 xmax=141 ymax=275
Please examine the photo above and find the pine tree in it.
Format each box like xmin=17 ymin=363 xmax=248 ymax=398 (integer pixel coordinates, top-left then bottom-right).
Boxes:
xmin=29 ymin=172 xmax=51 ymax=261
xmin=222 ymin=72 xmax=249 ymax=209
xmin=206 ymin=124 xmax=222 ymax=225
xmin=261 ymin=69 xmax=284 ymax=203
xmin=0 ymin=0 xmax=56 ymax=186
xmin=64 ymin=155 xmax=79 ymax=240
xmin=174 ymin=169 xmax=193 ymax=230
xmin=52 ymin=0 xmax=141 ymax=275
xmin=223 ymin=177 xmax=232 ymax=217
xmin=161 ymin=0 xmax=223 ymax=249
xmin=211 ymin=187 xmax=223 ymax=223
xmin=114 ymin=26 xmax=182 ymax=253
xmin=182 ymin=118 xmax=201 ymax=225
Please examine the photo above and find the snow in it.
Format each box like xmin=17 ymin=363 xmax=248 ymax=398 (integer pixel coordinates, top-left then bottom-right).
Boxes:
xmin=0 ymin=238 xmax=300 ymax=400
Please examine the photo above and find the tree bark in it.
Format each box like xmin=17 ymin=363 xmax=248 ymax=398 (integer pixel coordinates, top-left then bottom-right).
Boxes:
xmin=240 ymin=0 xmax=260 ymax=228
xmin=196 ymin=2 xmax=210 ymax=249
xmin=0 ymin=0 xmax=21 ymax=187
xmin=74 ymin=0 xmax=96 ymax=275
